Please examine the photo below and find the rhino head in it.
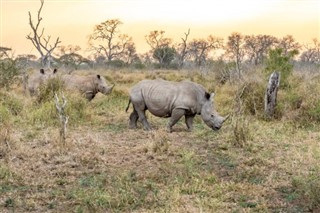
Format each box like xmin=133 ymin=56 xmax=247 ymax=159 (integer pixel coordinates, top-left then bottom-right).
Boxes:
xmin=201 ymin=93 xmax=229 ymax=130
xmin=95 ymin=74 xmax=115 ymax=95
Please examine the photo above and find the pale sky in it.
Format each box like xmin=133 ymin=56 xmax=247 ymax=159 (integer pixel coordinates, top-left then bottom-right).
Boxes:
xmin=1 ymin=0 xmax=319 ymax=57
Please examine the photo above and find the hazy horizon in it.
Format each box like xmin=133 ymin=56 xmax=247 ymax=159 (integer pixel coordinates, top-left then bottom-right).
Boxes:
xmin=1 ymin=0 xmax=319 ymax=57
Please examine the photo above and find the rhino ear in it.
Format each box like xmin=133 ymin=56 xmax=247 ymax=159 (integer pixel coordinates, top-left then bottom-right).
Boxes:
xmin=40 ymin=69 xmax=45 ymax=74
xmin=97 ymin=74 xmax=101 ymax=79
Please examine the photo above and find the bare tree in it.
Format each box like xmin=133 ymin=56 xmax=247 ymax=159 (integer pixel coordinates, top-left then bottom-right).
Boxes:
xmin=244 ymin=34 xmax=278 ymax=65
xmin=225 ymin=32 xmax=245 ymax=78
xmin=56 ymin=45 xmax=90 ymax=70
xmin=189 ymin=35 xmax=223 ymax=66
xmin=121 ymin=42 xmax=139 ymax=65
xmin=300 ymin=38 xmax=320 ymax=64
xmin=89 ymin=19 xmax=136 ymax=63
xmin=176 ymin=29 xmax=190 ymax=68
xmin=145 ymin=30 xmax=172 ymax=50
xmin=57 ymin=45 xmax=81 ymax=56
xmin=26 ymin=0 xmax=61 ymax=68
xmin=277 ymin=35 xmax=300 ymax=56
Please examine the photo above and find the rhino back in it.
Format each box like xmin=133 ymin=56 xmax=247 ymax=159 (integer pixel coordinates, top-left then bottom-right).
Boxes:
xmin=62 ymin=75 xmax=95 ymax=93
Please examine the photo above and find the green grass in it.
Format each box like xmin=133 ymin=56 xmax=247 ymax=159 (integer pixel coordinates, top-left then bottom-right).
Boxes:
xmin=0 ymin=69 xmax=319 ymax=212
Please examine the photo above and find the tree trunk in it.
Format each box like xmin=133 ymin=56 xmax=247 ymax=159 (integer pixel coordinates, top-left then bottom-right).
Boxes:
xmin=265 ymin=71 xmax=280 ymax=118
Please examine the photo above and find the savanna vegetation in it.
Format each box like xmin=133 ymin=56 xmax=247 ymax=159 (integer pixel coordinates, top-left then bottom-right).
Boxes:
xmin=1 ymin=61 xmax=320 ymax=212
xmin=1 ymin=0 xmax=320 ymax=212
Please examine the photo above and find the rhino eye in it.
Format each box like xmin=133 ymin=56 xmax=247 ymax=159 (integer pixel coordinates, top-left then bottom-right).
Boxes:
xmin=211 ymin=115 xmax=214 ymax=118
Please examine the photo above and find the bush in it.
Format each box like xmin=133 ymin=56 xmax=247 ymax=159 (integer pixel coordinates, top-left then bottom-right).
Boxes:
xmin=0 ymin=58 xmax=20 ymax=89
xmin=280 ymin=74 xmax=320 ymax=125
xmin=106 ymin=60 xmax=126 ymax=68
xmin=0 ymin=91 xmax=23 ymax=116
xmin=237 ymin=80 xmax=266 ymax=117
xmin=36 ymin=77 xmax=65 ymax=104
xmin=264 ymin=48 xmax=298 ymax=88
xmin=132 ymin=62 xmax=146 ymax=70
xmin=29 ymin=93 xmax=88 ymax=127
xmin=291 ymin=166 xmax=320 ymax=211
xmin=212 ymin=60 xmax=235 ymax=84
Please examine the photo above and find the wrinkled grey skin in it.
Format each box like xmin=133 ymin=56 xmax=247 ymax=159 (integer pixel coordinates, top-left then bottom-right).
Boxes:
xmin=27 ymin=68 xmax=57 ymax=96
xmin=126 ymin=79 xmax=228 ymax=132
xmin=61 ymin=74 xmax=114 ymax=101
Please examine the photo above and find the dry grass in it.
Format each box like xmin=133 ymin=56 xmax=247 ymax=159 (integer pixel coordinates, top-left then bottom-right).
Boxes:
xmin=0 ymin=68 xmax=319 ymax=212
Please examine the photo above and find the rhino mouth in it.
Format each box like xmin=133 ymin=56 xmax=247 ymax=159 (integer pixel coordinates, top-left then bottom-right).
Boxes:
xmin=212 ymin=126 xmax=221 ymax=131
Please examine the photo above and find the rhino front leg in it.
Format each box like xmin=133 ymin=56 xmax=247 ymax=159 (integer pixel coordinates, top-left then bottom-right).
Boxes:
xmin=129 ymin=109 xmax=139 ymax=129
xmin=185 ymin=115 xmax=195 ymax=131
xmin=167 ymin=108 xmax=185 ymax=133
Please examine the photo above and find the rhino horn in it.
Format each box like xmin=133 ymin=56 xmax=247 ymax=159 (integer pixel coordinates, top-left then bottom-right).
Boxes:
xmin=223 ymin=114 xmax=230 ymax=123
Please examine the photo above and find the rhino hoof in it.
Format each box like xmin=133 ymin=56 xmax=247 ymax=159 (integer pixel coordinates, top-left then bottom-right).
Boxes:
xmin=129 ymin=125 xmax=137 ymax=129
xmin=144 ymin=127 xmax=152 ymax=131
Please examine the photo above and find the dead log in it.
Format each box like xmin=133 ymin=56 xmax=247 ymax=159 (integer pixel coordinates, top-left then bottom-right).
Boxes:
xmin=265 ymin=71 xmax=280 ymax=118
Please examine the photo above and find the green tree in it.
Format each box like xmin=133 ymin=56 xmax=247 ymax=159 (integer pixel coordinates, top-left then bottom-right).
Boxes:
xmin=0 ymin=47 xmax=19 ymax=90
xmin=153 ymin=46 xmax=176 ymax=68
xmin=265 ymin=48 xmax=298 ymax=87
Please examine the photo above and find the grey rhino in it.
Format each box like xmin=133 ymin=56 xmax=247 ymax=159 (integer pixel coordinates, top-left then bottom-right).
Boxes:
xmin=27 ymin=68 xmax=57 ymax=96
xmin=61 ymin=74 xmax=114 ymax=101
xmin=126 ymin=79 xmax=229 ymax=132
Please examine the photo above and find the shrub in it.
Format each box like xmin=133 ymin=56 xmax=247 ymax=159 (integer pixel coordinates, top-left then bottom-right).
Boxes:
xmin=264 ymin=48 xmax=298 ymax=88
xmin=291 ymin=166 xmax=320 ymax=210
xmin=212 ymin=60 xmax=235 ymax=84
xmin=236 ymin=80 xmax=266 ymax=117
xmin=0 ymin=91 xmax=23 ymax=116
xmin=106 ymin=59 xmax=126 ymax=68
xmin=280 ymin=74 xmax=320 ymax=125
xmin=36 ymin=77 xmax=65 ymax=104
xmin=0 ymin=58 xmax=20 ymax=89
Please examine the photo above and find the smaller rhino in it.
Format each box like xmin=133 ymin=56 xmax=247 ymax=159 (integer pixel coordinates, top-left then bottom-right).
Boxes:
xmin=61 ymin=74 xmax=114 ymax=101
xmin=27 ymin=68 xmax=57 ymax=96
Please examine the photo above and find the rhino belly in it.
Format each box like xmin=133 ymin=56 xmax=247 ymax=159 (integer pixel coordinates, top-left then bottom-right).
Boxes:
xmin=145 ymin=101 xmax=172 ymax=118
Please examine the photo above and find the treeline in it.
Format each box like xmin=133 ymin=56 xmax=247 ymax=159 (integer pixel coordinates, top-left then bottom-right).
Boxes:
xmin=1 ymin=18 xmax=320 ymax=70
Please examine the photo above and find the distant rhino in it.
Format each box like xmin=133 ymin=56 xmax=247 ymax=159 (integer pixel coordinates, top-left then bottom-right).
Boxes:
xmin=126 ymin=79 xmax=229 ymax=132
xmin=61 ymin=74 xmax=114 ymax=101
xmin=27 ymin=68 xmax=57 ymax=96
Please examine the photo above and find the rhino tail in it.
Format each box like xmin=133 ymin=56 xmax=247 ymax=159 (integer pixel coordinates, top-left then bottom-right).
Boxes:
xmin=125 ymin=99 xmax=131 ymax=112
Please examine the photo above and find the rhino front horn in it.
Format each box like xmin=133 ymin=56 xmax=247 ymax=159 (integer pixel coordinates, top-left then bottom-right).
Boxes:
xmin=223 ymin=114 xmax=230 ymax=123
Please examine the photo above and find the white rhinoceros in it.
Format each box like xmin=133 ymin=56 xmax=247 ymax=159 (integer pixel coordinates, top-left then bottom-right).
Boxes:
xmin=27 ymin=68 xmax=57 ymax=96
xmin=61 ymin=74 xmax=114 ymax=101
xmin=126 ymin=79 xmax=229 ymax=132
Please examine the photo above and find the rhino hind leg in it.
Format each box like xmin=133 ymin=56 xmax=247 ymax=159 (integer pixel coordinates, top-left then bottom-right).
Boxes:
xmin=185 ymin=115 xmax=195 ymax=132
xmin=129 ymin=109 xmax=139 ymax=129
xmin=167 ymin=108 xmax=186 ymax=132
xmin=137 ymin=110 xmax=152 ymax=131
xmin=132 ymin=103 xmax=152 ymax=131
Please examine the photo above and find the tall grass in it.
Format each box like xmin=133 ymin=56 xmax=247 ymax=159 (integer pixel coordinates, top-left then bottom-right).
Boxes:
xmin=1 ymin=68 xmax=320 ymax=212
